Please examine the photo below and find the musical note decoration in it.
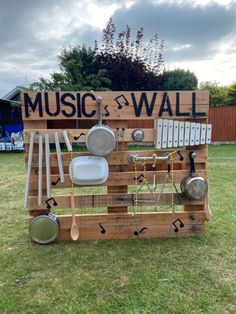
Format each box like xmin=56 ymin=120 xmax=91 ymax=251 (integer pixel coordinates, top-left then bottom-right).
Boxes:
xmin=177 ymin=150 xmax=184 ymax=161
xmin=74 ymin=133 xmax=85 ymax=141
xmin=114 ymin=95 xmax=129 ymax=110
xmin=133 ymin=174 xmax=144 ymax=183
xmin=99 ymin=223 xmax=106 ymax=234
xmin=52 ymin=178 xmax=60 ymax=186
xmin=134 ymin=227 xmax=148 ymax=236
xmin=104 ymin=105 xmax=110 ymax=117
xmin=45 ymin=197 xmax=58 ymax=209
xmin=172 ymin=218 xmax=184 ymax=233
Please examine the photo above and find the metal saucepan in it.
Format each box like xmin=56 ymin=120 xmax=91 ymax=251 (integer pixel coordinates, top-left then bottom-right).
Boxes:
xmin=29 ymin=212 xmax=60 ymax=244
xmin=86 ymin=96 xmax=116 ymax=156
xmin=180 ymin=151 xmax=208 ymax=200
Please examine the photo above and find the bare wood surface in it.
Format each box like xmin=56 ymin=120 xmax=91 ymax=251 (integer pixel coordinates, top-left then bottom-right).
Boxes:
xmin=29 ymin=211 xmax=205 ymax=241
xmin=107 ymin=121 xmax=128 ymax=213
xmin=28 ymin=169 xmax=207 ymax=190
xmin=28 ymin=192 xmax=205 ymax=211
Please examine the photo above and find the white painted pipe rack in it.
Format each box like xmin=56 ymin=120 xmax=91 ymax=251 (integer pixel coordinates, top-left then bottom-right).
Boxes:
xmin=128 ymin=153 xmax=170 ymax=163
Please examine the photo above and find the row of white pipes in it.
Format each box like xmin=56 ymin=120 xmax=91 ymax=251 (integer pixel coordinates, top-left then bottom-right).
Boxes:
xmin=24 ymin=130 xmax=71 ymax=208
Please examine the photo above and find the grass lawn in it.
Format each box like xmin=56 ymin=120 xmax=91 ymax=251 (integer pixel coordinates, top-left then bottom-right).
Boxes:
xmin=0 ymin=145 xmax=236 ymax=314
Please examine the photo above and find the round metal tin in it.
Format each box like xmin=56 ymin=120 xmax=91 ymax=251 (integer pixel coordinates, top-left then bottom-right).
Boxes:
xmin=132 ymin=129 xmax=144 ymax=142
xmin=29 ymin=213 xmax=60 ymax=244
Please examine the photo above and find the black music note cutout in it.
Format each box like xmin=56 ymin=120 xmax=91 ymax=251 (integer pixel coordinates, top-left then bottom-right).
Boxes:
xmin=45 ymin=197 xmax=58 ymax=209
xmin=133 ymin=174 xmax=144 ymax=183
xmin=52 ymin=178 xmax=60 ymax=186
xmin=172 ymin=218 xmax=184 ymax=233
xmin=177 ymin=150 xmax=184 ymax=161
xmin=99 ymin=223 xmax=106 ymax=234
xmin=74 ymin=133 xmax=85 ymax=141
xmin=104 ymin=105 xmax=110 ymax=117
xmin=114 ymin=95 xmax=129 ymax=110
xmin=134 ymin=227 xmax=148 ymax=236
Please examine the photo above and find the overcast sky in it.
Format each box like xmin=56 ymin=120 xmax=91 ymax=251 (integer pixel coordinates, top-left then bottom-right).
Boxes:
xmin=1 ymin=0 xmax=236 ymax=97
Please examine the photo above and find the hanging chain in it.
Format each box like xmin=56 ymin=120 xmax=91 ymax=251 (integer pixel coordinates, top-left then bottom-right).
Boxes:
xmin=169 ymin=154 xmax=175 ymax=213
xmin=133 ymin=159 xmax=141 ymax=239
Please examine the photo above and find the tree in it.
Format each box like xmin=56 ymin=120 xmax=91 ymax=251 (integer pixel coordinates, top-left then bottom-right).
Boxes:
xmin=199 ymin=81 xmax=228 ymax=106
xmin=95 ymin=18 xmax=164 ymax=90
xmin=31 ymin=46 xmax=111 ymax=91
xmin=227 ymin=82 xmax=236 ymax=105
xmin=31 ymin=19 xmax=164 ymax=91
xmin=162 ymin=69 xmax=198 ymax=91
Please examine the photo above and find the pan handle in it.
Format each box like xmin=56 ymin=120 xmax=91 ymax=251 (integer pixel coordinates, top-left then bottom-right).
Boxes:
xmin=97 ymin=96 xmax=102 ymax=126
xmin=189 ymin=151 xmax=197 ymax=176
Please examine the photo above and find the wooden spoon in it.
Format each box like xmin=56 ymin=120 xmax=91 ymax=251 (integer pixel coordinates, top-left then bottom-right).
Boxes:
xmin=204 ymin=195 xmax=212 ymax=221
xmin=70 ymin=193 xmax=79 ymax=241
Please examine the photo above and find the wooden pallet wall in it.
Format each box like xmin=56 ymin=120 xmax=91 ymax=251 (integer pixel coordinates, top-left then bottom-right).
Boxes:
xmin=22 ymin=90 xmax=211 ymax=242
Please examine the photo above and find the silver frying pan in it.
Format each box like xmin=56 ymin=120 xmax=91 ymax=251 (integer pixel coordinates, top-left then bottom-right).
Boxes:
xmin=86 ymin=96 xmax=116 ymax=156
xmin=180 ymin=151 xmax=208 ymax=200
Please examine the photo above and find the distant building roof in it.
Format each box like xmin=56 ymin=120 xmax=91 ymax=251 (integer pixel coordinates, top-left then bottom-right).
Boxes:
xmin=2 ymin=86 xmax=28 ymax=101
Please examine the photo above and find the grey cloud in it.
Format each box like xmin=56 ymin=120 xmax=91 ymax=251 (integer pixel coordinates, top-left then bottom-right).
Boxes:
xmin=111 ymin=0 xmax=236 ymax=61
xmin=63 ymin=25 xmax=102 ymax=48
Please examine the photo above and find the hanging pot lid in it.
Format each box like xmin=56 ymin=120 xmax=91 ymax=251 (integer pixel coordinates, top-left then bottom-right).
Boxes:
xmin=29 ymin=213 xmax=60 ymax=244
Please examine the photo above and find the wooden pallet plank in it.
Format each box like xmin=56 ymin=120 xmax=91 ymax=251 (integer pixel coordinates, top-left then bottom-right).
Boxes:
xmin=28 ymin=211 xmax=205 ymax=241
xmin=28 ymin=192 xmax=205 ymax=210
xmin=29 ymin=147 xmax=207 ymax=167
xmin=21 ymin=91 xmax=209 ymax=121
xmin=29 ymin=169 xmax=207 ymax=190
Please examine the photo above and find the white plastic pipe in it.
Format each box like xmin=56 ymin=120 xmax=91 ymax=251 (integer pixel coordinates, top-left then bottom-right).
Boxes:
xmin=62 ymin=130 xmax=72 ymax=151
xmin=38 ymin=134 xmax=43 ymax=206
xmin=24 ymin=131 xmax=35 ymax=208
xmin=45 ymin=133 xmax=51 ymax=198
xmin=54 ymin=131 xmax=64 ymax=183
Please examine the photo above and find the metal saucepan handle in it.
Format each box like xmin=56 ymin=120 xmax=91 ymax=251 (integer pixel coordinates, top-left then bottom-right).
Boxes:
xmin=189 ymin=151 xmax=196 ymax=176
xmin=97 ymin=96 xmax=102 ymax=126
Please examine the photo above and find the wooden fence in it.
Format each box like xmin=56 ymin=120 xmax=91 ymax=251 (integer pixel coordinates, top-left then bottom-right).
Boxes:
xmin=128 ymin=106 xmax=236 ymax=143
xmin=208 ymin=106 xmax=236 ymax=142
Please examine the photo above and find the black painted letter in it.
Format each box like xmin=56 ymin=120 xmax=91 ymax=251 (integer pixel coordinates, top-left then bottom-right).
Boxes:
xmin=24 ymin=92 xmax=43 ymax=118
xmin=45 ymin=92 xmax=60 ymax=117
xmin=82 ymin=93 xmax=96 ymax=118
xmin=158 ymin=92 xmax=173 ymax=117
xmin=192 ymin=92 xmax=206 ymax=117
xmin=131 ymin=92 xmax=157 ymax=117
xmin=176 ymin=92 xmax=190 ymax=116
xmin=61 ymin=93 xmax=76 ymax=118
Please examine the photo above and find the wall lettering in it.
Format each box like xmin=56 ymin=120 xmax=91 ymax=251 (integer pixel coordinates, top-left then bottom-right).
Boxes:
xmin=22 ymin=91 xmax=208 ymax=119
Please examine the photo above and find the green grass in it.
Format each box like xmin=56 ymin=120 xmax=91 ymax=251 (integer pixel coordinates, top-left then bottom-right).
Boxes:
xmin=0 ymin=145 xmax=236 ymax=314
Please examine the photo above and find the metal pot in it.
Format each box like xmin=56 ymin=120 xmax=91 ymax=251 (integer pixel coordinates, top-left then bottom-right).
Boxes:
xmin=86 ymin=96 xmax=116 ymax=156
xmin=29 ymin=212 xmax=60 ymax=244
xmin=180 ymin=151 xmax=208 ymax=200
